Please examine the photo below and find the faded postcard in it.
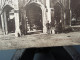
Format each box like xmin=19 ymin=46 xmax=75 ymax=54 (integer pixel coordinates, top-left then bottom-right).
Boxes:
xmin=0 ymin=0 xmax=80 ymax=50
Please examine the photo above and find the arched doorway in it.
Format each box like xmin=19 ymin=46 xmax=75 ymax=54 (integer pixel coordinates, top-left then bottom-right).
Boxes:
xmin=3 ymin=5 xmax=15 ymax=34
xmin=7 ymin=10 xmax=15 ymax=33
xmin=26 ymin=3 xmax=43 ymax=34
xmin=71 ymin=0 xmax=80 ymax=26
xmin=54 ymin=3 xmax=63 ymax=33
xmin=54 ymin=3 xmax=62 ymax=24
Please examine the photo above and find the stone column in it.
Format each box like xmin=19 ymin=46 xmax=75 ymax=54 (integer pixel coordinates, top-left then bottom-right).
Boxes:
xmin=69 ymin=0 xmax=72 ymax=26
xmin=70 ymin=9 xmax=72 ymax=26
xmin=64 ymin=12 xmax=66 ymax=26
xmin=1 ymin=13 xmax=5 ymax=34
xmin=46 ymin=0 xmax=51 ymax=23
xmin=61 ymin=8 xmax=64 ymax=29
xmin=3 ymin=11 xmax=8 ymax=34
xmin=14 ymin=0 xmax=21 ymax=37
xmin=14 ymin=10 xmax=21 ymax=37
xmin=42 ymin=7 xmax=47 ymax=34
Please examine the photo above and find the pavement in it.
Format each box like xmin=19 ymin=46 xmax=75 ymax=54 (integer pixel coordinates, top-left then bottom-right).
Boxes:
xmin=0 ymin=31 xmax=80 ymax=50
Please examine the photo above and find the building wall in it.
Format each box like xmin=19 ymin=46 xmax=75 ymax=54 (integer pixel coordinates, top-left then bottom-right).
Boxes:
xmin=0 ymin=0 xmax=71 ymax=36
xmin=0 ymin=0 xmax=21 ymax=37
xmin=19 ymin=0 xmax=71 ymax=34
xmin=19 ymin=0 xmax=51 ymax=34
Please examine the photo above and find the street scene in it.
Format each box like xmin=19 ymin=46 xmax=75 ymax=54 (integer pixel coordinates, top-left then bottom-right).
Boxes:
xmin=0 ymin=0 xmax=80 ymax=49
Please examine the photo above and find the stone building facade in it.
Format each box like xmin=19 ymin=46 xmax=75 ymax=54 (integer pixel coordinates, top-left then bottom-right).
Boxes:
xmin=0 ymin=0 xmax=71 ymax=37
xmin=0 ymin=0 xmax=21 ymax=37
xmin=19 ymin=0 xmax=71 ymax=34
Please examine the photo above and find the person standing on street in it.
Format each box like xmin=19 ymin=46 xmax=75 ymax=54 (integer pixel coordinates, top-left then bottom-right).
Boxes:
xmin=50 ymin=22 xmax=55 ymax=34
xmin=46 ymin=21 xmax=51 ymax=34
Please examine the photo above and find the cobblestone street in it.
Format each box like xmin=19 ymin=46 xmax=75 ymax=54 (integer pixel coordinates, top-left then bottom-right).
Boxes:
xmin=0 ymin=31 xmax=80 ymax=50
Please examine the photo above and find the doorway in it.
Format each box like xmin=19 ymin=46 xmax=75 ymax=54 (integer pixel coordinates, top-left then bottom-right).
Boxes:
xmin=26 ymin=3 xmax=43 ymax=34
xmin=7 ymin=10 xmax=15 ymax=33
xmin=54 ymin=3 xmax=62 ymax=24
xmin=54 ymin=3 xmax=63 ymax=33
xmin=71 ymin=0 xmax=80 ymax=26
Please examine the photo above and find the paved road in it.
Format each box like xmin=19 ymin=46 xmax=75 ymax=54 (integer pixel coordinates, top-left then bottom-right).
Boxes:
xmin=0 ymin=32 xmax=80 ymax=50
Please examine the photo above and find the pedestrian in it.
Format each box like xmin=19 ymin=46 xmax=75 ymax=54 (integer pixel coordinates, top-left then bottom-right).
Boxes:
xmin=58 ymin=20 xmax=62 ymax=33
xmin=50 ymin=22 xmax=55 ymax=34
xmin=33 ymin=24 xmax=37 ymax=31
xmin=50 ymin=22 xmax=52 ymax=34
xmin=46 ymin=21 xmax=51 ymax=34
xmin=55 ymin=20 xmax=62 ymax=34
xmin=55 ymin=21 xmax=59 ymax=34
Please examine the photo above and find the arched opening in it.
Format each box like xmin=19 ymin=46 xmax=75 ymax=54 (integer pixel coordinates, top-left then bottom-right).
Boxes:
xmin=26 ymin=3 xmax=43 ymax=34
xmin=54 ymin=3 xmax=63 ymax=33
xmin=6 ymin=10 xmax=15 ymax=33
xmin=4 ymin=5 xmax=15 ymax=34
xmin=71 ymin=0 xmax=80 ymax=26
xmin=54 ymin=3 xmax=62 ymax=24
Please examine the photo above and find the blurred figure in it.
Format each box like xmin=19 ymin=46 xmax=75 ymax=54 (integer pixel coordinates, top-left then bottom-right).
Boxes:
xmin=33 ymin=24 xmax=37 ymax=31
xmin=55 ymin=20 xmax=62 ymax=34
xmin=46 ymin=21 xmax=51 ymax=34
xmin=50 ymin=22 xmax=55 ymax=34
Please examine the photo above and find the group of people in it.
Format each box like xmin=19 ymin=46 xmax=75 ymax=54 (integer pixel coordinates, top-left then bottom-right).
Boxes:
xmin=46 ymin=20 xmax=62 ymax=34
xmin=46 ymin=21 xmax=54 ymax=34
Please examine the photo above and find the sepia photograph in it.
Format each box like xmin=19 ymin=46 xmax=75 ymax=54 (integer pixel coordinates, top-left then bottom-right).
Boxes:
xmin=0 ymin=0 xmax=80 ymax=50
